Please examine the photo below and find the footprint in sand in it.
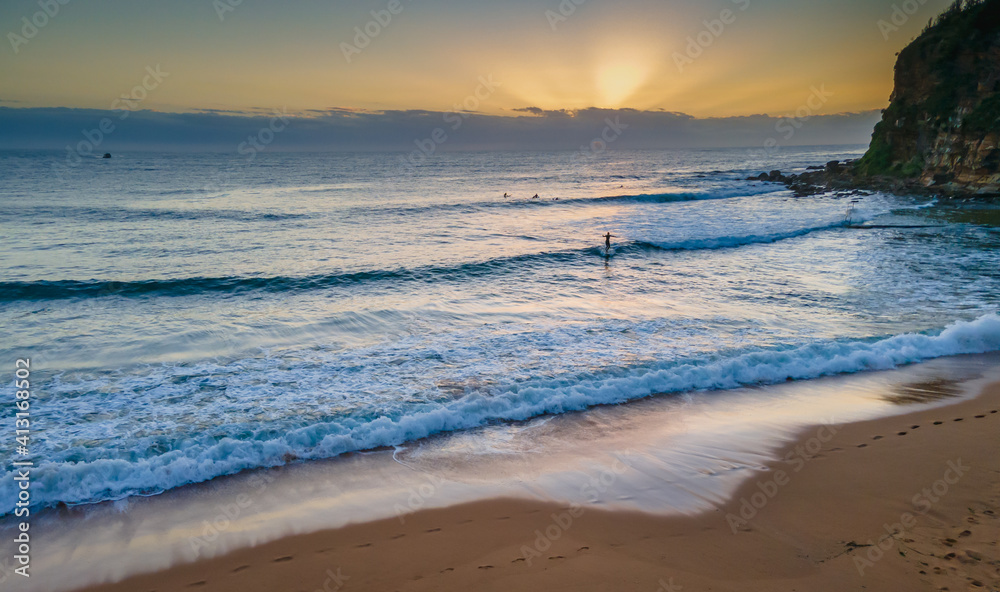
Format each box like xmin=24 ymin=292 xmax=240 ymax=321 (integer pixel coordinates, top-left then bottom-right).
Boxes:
xmin=426 ymin=528 xmax=442 ymax=533
xmin=857 ymin=444 xmax=868 ymax=448
xmin=441 ymin=567 xmax=454 ymax=573
xmin=954 ymin=418 xmax=964 ymax=422
xmin=911 ymin=425 xmax=920 ymax=429
xmin=188 ymin=582 xmax=207 ymax=588
xmin=391 ymin=534 xmax=406 ymax=540
xmin=512 ymin=558 xmax=526 ymax=564
xmin=872 ymin=435 xmax=883 ymax=440
xmin=232 ymin=565 xmax=251 ymax=573
xmin=273 ymin=556 xmax=294 ymax=563
xmin=548 ymin=556 xmax=565 ymax=560
xmin=354 ymin=543 xmax=372 ymax=548
xmin=934 ymin=421 xmax=943 ymax=425
xmin=577 ymin=546 xmax=590 ymax=552
xmin=975 ymin=414 xmax=986 ymax=418
xmin=898 ymin=431 xmax=907 ymax=436
xmin=478 ymin=565 xmax=494 ymax=570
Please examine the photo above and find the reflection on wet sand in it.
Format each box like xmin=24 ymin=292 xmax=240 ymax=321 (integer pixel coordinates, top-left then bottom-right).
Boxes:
xmin=884 ymin=377 xmax=965 ymax=405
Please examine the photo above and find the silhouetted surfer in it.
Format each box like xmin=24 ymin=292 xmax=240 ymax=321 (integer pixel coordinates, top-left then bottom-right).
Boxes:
xmin=603 ymin=232 xmax=617 ymax=255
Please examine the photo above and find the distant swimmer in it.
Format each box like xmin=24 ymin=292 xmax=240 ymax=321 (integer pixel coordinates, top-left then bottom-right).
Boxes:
xmin=603 ymin=232 xmax=617 ymax=253
xmin=532 ymin=194 xmax=539 ymax=199
xmin=503 ymin=193 xmax=510 ymax=198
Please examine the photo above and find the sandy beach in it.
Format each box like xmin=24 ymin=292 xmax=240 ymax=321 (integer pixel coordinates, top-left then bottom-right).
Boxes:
xmin=78 ymin=380 xmax=1000 ymax=592
xmin=7 ymin=2 xmax=1000 ymax=592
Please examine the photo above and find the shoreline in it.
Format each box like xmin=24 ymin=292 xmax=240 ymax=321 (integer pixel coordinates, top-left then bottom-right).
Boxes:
xmin=77 ymin=378 xmax=1000 ymax=592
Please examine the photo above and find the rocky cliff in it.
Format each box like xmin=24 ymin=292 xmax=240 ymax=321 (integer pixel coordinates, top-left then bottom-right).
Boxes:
xmin=854 ymin=0 xmax=1000 ymax=194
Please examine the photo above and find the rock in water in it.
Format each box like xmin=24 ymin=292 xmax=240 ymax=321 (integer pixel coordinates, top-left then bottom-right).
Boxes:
xmin=102 ymin=153 xmax=112 ymax=159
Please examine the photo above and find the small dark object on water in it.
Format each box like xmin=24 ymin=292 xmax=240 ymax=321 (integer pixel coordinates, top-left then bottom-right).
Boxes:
xmin=102 ymin=153 xmax=112 ymax=159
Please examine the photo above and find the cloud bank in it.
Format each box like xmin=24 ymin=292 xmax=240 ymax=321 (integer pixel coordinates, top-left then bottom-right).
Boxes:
xmin=0 ymin=106 xmax=881 ymax=154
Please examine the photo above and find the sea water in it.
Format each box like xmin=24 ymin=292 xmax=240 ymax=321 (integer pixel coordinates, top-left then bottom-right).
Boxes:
xmin=2 ymin=146 xmax=1000 ymax=516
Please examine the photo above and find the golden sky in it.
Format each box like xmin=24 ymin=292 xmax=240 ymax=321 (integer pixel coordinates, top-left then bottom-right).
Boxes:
xmin=0 ymin=0 xmax=954 ymax=118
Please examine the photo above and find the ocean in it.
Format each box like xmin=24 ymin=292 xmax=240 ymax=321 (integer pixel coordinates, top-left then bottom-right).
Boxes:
xmin=3 ymin=145 xmax=1000 ymax=517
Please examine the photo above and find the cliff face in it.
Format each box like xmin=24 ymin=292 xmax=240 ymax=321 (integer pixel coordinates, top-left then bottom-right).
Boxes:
xmin=857 ymin=0 xmax=1000 ymax=194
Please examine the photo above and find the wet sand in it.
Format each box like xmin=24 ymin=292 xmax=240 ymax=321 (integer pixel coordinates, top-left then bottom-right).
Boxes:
xmin=79 ymin=380 xmax=1000 ymax=592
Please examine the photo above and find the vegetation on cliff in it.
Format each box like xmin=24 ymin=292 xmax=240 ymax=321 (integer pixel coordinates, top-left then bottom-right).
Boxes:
xmin=855 ymin=0 xmax=1000 ymax=192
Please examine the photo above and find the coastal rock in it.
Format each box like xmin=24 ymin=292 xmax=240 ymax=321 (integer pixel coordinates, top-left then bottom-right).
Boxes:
xmin=853 ymin=0 xmax=1000 ymax=195
xmin=748 ymin=171 xmax=789 ymax=183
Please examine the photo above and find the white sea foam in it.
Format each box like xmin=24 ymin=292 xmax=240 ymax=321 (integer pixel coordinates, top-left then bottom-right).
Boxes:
xmin=3 ymin=313 xmax=998 ymax=515
xmin=639 ymin=220 xmax=849 ymax=251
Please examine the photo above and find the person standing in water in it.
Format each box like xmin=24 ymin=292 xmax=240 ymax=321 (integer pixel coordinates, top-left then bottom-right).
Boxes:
xmin=603 ymin=232 xmax=617 ymax=253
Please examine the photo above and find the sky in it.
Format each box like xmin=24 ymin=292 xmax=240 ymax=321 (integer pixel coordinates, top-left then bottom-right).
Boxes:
xmin=0 ymin=0 xmax=955 ymax=150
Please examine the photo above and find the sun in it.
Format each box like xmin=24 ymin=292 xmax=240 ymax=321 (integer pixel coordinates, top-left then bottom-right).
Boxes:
xmin=595 ymin=53 xmax=653 ymax=108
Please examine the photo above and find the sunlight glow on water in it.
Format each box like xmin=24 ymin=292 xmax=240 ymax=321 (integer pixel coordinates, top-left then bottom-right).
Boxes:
xmin=1 ymin=147 xmax=999 ymax=514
